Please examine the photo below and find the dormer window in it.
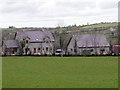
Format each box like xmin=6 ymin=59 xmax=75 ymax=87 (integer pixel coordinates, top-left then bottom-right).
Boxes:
xmin=26 ymin=40 xmax=28 ymax=43
xmin=46 ymin=41 xmax=49 ymax=43
xmin=25 ymin=37 xmax=30 ymax=43
xmin=44 ymin=37 xmax=50 ymax=43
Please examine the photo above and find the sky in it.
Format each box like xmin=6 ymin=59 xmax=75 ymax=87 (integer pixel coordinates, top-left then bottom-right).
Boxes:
xmin=0 ymin=0 xmax=119 ymax=28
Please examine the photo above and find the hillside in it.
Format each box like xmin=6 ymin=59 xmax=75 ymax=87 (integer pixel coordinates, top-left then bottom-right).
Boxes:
xmin=1 ymin=22 xmax=118 ymax=46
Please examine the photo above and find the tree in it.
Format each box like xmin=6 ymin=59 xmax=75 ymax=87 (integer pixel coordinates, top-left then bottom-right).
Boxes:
xmin=55 ymin=20 xmax=67 ymax=50
xmin=20 ymin=40 xmax=25 ymax=55
xmin=56 ymin=20 xmax=65 ymax=28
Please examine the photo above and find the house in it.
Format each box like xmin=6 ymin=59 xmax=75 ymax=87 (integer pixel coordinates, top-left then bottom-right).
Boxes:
xmin=16 ymin=30 xmax=55 ymax=55
xmin=67 ymin=34 xmax=110 ymax=55
xmin=2 ymin=40 xmax=21 ymax=55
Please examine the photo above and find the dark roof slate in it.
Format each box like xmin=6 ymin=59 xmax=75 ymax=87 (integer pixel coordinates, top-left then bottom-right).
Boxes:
xmin=16 ymin=30 xmax=55 ymax=42
xmin=74 ymin=34 xmax=110 ymax=47
xmin=3 ymin=40 xmax=20 ymax=48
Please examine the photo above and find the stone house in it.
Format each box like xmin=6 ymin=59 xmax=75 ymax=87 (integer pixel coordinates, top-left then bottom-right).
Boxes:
xmin=16 ymin=30 xmax=55 ymax=55
xmin=67 ymin=34 xmax=110 ymax=55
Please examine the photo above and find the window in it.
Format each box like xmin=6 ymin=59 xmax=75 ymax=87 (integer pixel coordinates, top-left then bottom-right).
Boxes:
xmin=14 ymin=48 xmax=17 ymax=52
xmin=38 ymin=48 xmax=41 ymax=53
xmin=91 ymin=49 xmax=93 ymax=52
xmin=46 ymin=47 xmax=48 ymax=51
xmin=45 ymin=39 xmax=49 ymax=43
xmin=45 ymin=37 xmax=50 ymax=43
xmin=38 ymin=48 xmax=41 ymax=52
xmin=38 ymin=48 xmax=41 ymax=50
xmin=34 ymin=48 xmax=36 ymax=53
xmin=12 ymin=50 xmax=14 ymax=54
xmin=28 ymin=48 xmax=30 ymax=51
xmin=26 ymin=40 xmax=28 ymax=43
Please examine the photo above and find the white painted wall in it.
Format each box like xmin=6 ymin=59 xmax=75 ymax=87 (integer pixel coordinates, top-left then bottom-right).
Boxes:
xmin=67 ymin=37 xmax=75 ymax=55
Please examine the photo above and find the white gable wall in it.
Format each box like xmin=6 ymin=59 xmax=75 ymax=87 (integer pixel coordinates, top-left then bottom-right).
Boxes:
xmin=67 ymin=37 xmax=76 ymax=55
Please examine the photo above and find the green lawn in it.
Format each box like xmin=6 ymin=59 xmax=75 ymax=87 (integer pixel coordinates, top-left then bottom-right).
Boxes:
xmin=2 ymin=56 xmax=118 ymax=88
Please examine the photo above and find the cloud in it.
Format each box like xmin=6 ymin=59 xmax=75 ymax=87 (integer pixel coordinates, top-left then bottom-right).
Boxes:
xmin=0 ymin=0 xmax=118 ymax=28
xmin=99 ymin=0 xmax=118 ymax=9
xmin=55 ymin=1 xmax=96 ymax=10
xmin=1 ymin=1 xmax=45 ymax=14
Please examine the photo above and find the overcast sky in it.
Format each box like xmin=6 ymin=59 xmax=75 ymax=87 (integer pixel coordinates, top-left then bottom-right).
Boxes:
xmin=0 ymin=0 xmax=119 ymax=28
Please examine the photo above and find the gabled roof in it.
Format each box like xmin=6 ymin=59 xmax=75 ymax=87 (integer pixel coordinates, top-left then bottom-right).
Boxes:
xmin=25 ymin=31 xmax=44 ymax=42
xmin=3 ymin=40 xmax=20 ymax=48
xmin=43 ymin=30 xmax=55 ymax=41
xmin=16 ymin=31 xmax=25 ymax=41
xmin=73 ymin=34 xmax=110 ymax=47
xmin=16 ymin=30 xmax=55 ymax=42
xmin=2 ymin=30 xmax=16 ymax=40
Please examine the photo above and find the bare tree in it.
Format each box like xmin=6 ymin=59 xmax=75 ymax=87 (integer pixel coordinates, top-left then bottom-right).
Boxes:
xmin=55 ymin=20 xmax=66 ymax=50
xmin=56 ymin=19 xmax=65 ymax=28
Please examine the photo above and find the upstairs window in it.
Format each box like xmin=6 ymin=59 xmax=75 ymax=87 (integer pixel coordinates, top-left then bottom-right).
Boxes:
xmin=44 ymin=37 xmax=50 ymax=43
xmin=26 ymin=40 xmax=28 ymax=43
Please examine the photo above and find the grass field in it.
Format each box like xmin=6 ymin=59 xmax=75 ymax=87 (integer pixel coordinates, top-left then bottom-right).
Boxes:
xmin=2 ymin=56 xmax=118 ymax=88
xmin=81 ymin=22 xmax=118 ymax=29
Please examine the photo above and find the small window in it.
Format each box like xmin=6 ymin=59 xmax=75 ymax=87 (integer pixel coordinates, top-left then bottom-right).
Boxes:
xmin=12 ymin=50 xmax=14 ymax=54
xmin=34 ymin=48 xmax=36 ymax=53
xmin=91 ymin=49 xmax=93 ymax=52
xmin=38 ymin=48 xmax=41 ymax=50
xmin=45 ymin=37 xmax=50 ymax=43
xmin=26 ymin=40 xmax=28 ymax=43
xmin=46 ymin=47 xmax=48 ymax=51
xmin=38 ymin=48 xmax=41 ymax=52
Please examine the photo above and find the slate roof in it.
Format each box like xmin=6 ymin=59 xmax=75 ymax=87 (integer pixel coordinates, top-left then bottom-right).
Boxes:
xmin=16 ymin=31 xmax=25 ymax=41
xmin=3 ymin=40 xmax=20 ymax=48
xmin=43 ymin=30 xmax=55 ymax=41
xmin=16 ymin=30 xmax=55 ymax=42
xmin=2 ymin=30 xmax=16 ymax=40
xmin=73 ymin=34 xmax=110 ymax=47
